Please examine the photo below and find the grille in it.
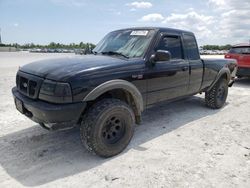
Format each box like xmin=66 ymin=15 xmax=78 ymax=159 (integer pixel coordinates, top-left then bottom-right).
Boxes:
xmin=16 ymin=71 xmax=43 ymax=99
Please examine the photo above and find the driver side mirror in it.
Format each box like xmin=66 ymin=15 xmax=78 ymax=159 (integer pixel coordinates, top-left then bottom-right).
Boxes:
xmin=150 ymin=50 xmax=171 ymax=63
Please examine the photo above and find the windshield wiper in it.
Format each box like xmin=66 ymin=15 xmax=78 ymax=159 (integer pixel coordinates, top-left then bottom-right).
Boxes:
xmin=101 ymin=51 xmax=129 ymax=59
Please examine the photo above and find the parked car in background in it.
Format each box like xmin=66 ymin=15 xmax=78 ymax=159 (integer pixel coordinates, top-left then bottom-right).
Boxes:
xmin=225 ymin=43 xmax=250 ymax=77
xmin=74 ymin=49 xmax=85 ymax=55
xmin=200 ymin=50 xmax=228 ymax=55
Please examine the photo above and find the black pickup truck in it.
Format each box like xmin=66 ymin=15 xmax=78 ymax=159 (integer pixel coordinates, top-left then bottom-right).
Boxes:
xmin=12 ymin=27 xmax=237 ymax=157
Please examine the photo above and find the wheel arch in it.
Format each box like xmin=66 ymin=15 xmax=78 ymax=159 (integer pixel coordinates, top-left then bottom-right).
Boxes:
xmin=83 ymin=79 xmax=144 ymax=124
xmin=207 ymin=67 xmax=230 ymax=91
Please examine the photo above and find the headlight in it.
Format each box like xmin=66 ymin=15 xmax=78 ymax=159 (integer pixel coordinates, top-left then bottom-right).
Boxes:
xmin=39 ymin=79 xmax=72 ymax=103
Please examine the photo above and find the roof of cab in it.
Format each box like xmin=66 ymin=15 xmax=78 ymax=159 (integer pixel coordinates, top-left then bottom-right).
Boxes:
xmin=113 ymin=27 xmax=194 ymax=35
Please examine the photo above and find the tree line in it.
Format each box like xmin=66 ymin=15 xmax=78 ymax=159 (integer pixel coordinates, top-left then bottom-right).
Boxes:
xmin=201 ymin=45 xmax=232 ymax=50
xmin=0 ymin=42 xmax=96 ymax=49
xmin=1 ymin=42 xmax=233 ymax=51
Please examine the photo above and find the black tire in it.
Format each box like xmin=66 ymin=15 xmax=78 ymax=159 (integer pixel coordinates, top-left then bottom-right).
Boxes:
xmin=205 ymin=78 xmax=228 ymax=109
xmin=80 ymin=98 xmax=135 ymax=158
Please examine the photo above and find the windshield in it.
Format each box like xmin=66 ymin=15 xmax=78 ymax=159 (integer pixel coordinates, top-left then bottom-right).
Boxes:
xmin=93 ymin=29 xmax=155 ymax=58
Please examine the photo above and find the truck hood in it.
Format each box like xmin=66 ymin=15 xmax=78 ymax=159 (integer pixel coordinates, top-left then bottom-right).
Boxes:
xmin=20 ymin=55 xmax=128 ymax=81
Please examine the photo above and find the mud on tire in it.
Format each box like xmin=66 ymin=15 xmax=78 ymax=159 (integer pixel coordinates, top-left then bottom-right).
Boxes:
xmin=80 ymin=98 xmax=135 ymax=158
xmin=205 ymin=78 xmax=228 ymax=109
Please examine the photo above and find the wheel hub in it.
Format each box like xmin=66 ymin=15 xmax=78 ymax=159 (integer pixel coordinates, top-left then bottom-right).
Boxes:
xmin=102 ymin=116 xmax=125 ymax=144
xmin=217 ymin=86 xmax=225 ymax=101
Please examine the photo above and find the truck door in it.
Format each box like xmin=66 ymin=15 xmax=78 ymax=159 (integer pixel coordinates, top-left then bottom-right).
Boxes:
xmin=183 ymin=34 xmax=203 ymax=94
xmin=146 ymin=34 xmax=189 ymax=105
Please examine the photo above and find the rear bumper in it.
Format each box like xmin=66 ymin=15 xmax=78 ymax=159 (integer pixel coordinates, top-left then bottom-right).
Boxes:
xmin=237 ymin=67 xmax=250 ymax=77
xmin=12 ymin=87 xmax=86 ymax=130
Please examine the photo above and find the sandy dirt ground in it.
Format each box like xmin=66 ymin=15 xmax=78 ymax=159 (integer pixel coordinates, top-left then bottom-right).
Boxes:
xmin=0 ymin=52 xmax=249 ymax=188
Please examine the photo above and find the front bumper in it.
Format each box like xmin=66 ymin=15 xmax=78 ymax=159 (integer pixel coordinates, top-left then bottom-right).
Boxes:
xmin=12 ymin=87 xmax=86 ymax=130
xmin=237 ymin=67 xmax=250 ymax=77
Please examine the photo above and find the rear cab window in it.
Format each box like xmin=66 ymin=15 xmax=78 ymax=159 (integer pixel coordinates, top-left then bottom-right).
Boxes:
xmin=183 ymin=34 xmax=200 ymax=60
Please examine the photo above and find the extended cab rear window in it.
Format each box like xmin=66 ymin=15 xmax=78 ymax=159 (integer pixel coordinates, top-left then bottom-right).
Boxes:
xmin=183 ymin=34 xmax=200 ymax=60
xmin=229 ymin=47 xmax=250 ymax=54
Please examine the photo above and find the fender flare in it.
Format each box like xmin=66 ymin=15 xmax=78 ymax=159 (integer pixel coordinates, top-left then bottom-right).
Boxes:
xmin=207 ymin=67 xmax=230 ymax=91
xmin=83 ymin=79 xmax=144 ymax=113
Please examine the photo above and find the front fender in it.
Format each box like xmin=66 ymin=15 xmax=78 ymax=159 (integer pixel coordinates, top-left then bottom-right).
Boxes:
xmin=83 ymin=79 xmax=144 ymax=113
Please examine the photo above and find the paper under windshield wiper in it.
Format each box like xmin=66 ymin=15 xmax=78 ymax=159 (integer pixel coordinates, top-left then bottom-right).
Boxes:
xmin=101 ymin=51 xmax=129 ymax=58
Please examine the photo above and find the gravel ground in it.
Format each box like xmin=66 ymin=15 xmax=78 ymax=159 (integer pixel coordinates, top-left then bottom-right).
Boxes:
xmin=0 ymin=52 xmax=249 ymax=188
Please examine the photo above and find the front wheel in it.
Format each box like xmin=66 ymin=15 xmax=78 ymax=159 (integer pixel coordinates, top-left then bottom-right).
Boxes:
xmin=205 ymin=78 xmax=228 ymax=109
xmin=80 ymin=98 xmax=135 ymax=158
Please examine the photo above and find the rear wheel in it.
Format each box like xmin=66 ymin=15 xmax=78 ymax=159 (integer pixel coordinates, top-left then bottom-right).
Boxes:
xmin=205 ymin=78 xmax=228 ymax=109
xmin=80 ymin=98 xmax=135 ymax=158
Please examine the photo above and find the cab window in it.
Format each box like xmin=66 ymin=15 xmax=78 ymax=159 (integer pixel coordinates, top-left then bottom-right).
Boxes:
xmin=183 ymin=34 xmax=200 ymax=60
xmin=156 ymin=35 xmax=183 ymax=59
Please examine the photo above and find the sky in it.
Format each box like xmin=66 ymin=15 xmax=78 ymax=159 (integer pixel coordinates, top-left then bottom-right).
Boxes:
xmin=0 ymin=0 xmax=250 ymax=46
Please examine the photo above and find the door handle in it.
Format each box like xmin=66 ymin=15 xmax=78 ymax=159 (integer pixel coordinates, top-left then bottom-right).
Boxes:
xmin=182 ymin=66 xmax=188 ymax=71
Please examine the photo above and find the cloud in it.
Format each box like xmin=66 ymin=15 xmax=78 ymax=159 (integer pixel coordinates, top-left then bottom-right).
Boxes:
xmin=139 ymin=13 xmax=164 ymax=22
xmin=138 ymin=0 xmax=250 ymax=44
xmin=139 ymin=11 xmax=215 ymax=43
xmin=163 ymin=11 xmax=215 ymax=40
xmin=126 ymin=1 xmax=152 ymax=9
xmin=139 ymin=11 xmax=214 ymax=39
xmin=208 ymin=0 xmax=226 ymax=6
xmin=163 ymin=11 xmax=214 ymax=25
xmin=210 ymin=0 xmax=250 ymax=43
xmin=13 ymin=23 xmax=19 ymax=27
